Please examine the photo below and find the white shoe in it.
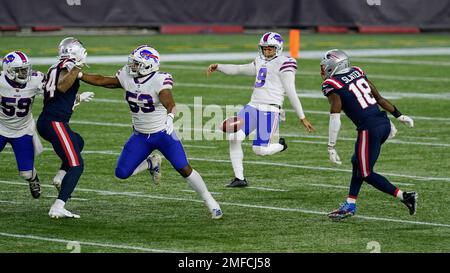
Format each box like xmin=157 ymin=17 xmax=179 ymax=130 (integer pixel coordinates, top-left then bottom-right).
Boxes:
xmin=49 ymin=205 xmax=80 ymax=219
xmin=211 ymin=208 xmax=223 ymax=220
xmin=147 ymin=154 xmax=162 ymax=184
xmin=53 ymin=170 xmax=66 ymax=192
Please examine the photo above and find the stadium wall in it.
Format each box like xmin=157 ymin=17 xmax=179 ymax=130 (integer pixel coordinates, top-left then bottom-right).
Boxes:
xmin=0 ymin=0 xmax=449 ymax=30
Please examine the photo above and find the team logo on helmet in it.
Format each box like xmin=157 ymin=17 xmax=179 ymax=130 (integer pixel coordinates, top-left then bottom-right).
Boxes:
xmin=326 ymin=53 xmax=340 ymax=60
xmin=140 ymin=49 xmax=159 ymax=61
xmin=273 ymin=34 xmax=283 ymax=43
xmin=3 ymin=54 xmax=15 ymax=64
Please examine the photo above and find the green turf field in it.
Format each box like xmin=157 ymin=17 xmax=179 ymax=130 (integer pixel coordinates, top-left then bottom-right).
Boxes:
xmin=0 ymin=33 xmax=449 ymax=253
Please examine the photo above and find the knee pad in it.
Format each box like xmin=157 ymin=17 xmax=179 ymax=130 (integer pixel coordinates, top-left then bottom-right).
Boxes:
xmin=19 ymin=170 xmax=34 ymax=180
xmin=115 ymin=167 xmax=131 ymax=179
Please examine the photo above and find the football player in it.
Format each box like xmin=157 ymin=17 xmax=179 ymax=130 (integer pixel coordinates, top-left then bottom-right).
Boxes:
xmin=320 ymin=49 xmax=418 ymax=221
xmin=79 ymin=45 xmax=223 ymax=220
xmin=207 ymin=32 xmax=315 ymax=187
xmin=0 ymin=51 xmax=44 ymax=199
xmin=37 ymin=37 xmax=94 ymax=218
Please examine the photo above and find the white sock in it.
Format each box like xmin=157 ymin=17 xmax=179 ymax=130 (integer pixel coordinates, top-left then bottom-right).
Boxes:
xmin=252 ymin=143 xmax=284 ymax=156
xmin=131 ymin=159 xmax=150 ymax=176
xmin=229 ymin=130 xmax=246 ymax=180
xmin=185 ymin=169 xmax=219 ymax=211
xmin=346 ymin=196 xmax=357 ymax=204
xmin=395 ymin=189 xmax=404 ymax=200
xmin=53 ymin=199 xmax=65 ymax=208
xmin=54 ymin=170 xmax=66 ymax=182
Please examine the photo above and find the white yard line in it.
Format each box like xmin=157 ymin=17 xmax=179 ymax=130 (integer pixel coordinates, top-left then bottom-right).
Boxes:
xmin=246 ymin=186 xmax=289 ymax=192
xmin=30 ymin=47 xmax=450 ymax=65
xmin=0 ymin=232 xmax=183 ymax=253
xmin=163 ymin=64 xmax=450 ymax=83
xmin=180 ymin=189 xmax=222 ymax=195
xmin=43 ymin=195 xmax=89 ymax=201
xmin=68 ymin=118 xmax=450 ymax=148
xmin=89 ymin=97 xmax=450 ymax=121
xmin=0 ymin=180 xmax=448 ymax=228
xmin=0 ymin=200 xmax=21 ymax=204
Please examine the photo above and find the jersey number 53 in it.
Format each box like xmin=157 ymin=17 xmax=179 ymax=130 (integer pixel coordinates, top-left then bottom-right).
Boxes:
xmin=125 ymin=91 xmax=155 ymax=113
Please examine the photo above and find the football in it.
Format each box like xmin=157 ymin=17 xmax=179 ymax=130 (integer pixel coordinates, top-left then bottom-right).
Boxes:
xmin=220 ymin=116 xmax=245 ymax=133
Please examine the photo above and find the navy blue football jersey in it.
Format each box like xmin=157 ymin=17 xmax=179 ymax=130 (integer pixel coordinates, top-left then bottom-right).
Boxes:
xmin=40 ymin=60 xmax=80 ymax=122
xmin=322 ymin=66 xmax=388 ymax=130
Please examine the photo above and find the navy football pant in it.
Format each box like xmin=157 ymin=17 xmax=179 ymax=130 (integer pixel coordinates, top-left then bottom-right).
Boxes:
xmin=37 ymin=119 xmax=84 ymax=202
xmin=0 ymin=134 xmax=34 ymax=172
xmin=115 ymin=130 xmax=189 ymax=179
xmin=348 ymin=122 xmax=398 ymax=199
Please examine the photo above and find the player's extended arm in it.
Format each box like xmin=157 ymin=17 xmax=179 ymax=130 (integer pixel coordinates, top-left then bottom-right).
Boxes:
xmin=369 ymin=80 xmax=414 ymax=127
xmin=80 ymin=73 xmax=122 ymax=89
xmin=57 ymin=67 xmax=81 ymax=93
xmin=159 ymin=89 xmax=177 ymax=135
xmin=280 ymin=71 xmax=314 ymax=132
xmin=327 ymin=93 xmax=342 ymax=165
xmin=207 ymin=63 xmax=256 ymax=77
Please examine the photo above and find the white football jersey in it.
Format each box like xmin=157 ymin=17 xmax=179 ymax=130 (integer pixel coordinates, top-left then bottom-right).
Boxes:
xmin=0 ymin=71 xmax=44 ymax=137
xmin=250 ymin=55 xmax=297 ymax=111
xmin=116 ymin=66 xmax=173 ymax=134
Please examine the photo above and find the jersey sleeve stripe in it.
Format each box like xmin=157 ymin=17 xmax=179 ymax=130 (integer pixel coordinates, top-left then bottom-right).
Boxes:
xmin=279 ymin=65 xmax=297 ymax=71
xmin=282 ymin=61 xmax=297 ymax=65
xmin=323 ymin=79 xmax=343 ymax=89
xmin=163 ymin=81 xmax=173 ymax=86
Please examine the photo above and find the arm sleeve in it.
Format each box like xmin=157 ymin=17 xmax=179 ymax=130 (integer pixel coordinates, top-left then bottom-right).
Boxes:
xmin=280 ymin=71 xmax=305 ymax=120
xmin=328 ymin=113 xmax=341 ymax=147
xmin=217 ymin=62 xmax=256 ymax=76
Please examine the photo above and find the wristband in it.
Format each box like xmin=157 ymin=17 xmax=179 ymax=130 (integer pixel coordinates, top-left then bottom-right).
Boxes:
xmin=168 ymin=113 xmax=175 ymax=119
xmin=391 ymin=105 xmax=402 ymax=118
xmin=77 ymin=71 xmax=83 ymax=79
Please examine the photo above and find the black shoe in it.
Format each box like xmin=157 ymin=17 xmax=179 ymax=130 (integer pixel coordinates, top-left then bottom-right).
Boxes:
xmin=28 ymin=175 xmax=41 ymax=199
xmin=401 ymin=191 xmax=418 ymax=215
xmin=279 ymin=137 xmax=288 ymax=152
xmin=226 ymin=177 xmax=248 ymax=188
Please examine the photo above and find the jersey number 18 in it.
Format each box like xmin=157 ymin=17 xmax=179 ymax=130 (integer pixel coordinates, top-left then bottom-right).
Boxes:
xmin=348 ymin=78 xmax=377 ymax=109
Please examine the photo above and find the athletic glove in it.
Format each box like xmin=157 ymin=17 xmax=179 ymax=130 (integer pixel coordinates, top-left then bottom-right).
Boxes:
xmin=397 ymin=115 xmax=414 ymax=127
xmin=165 ymin=113 xmax=175 ymax=135
xmin=328 ymin=146 xmax=342 ymax=165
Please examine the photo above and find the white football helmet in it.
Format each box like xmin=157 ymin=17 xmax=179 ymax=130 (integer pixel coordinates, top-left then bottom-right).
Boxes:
xmin=258 ymin=32 xmax=284 ymax=60
xmin=58 ymin=37 xmax=87 ymax=65
xmin=127 ymin=45 xmax=160 ymax=77
xmin=2 ymin=51 xmax=32 ymax=84
xmin=320 ymin=49 xmax=351 ymax=79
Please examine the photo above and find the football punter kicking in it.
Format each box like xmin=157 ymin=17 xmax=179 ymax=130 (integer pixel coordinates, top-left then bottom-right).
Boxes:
xmin=320 ymin=49 xmax=418 ymax=221
xmin=207 ymin=32 xmax=315 ymax=187
xmin=79 ymin=45 xmax=223 ymax=220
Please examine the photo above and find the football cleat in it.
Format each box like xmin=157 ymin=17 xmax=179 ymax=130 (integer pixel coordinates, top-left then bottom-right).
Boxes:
xmin=279 ymin=137 xmax=288 ymax=152
xmin=226 ymin=177 xmax=248 ymax=188
xmin=49 ymin=206 xmax=80 ymax=219
xmin=211 ymin=208 xmax=223 ymax=220
xmin=328 ymin=201 xmax=356 ymax=221
xmin=147 ymin=154 xmax=162 ymax=185
xmin=53 ymin=170 xmax=66 ymax=193
xmin=28 ymin=176 xmax=41 ymax=199
xmin=401 ymin=191 xmax=418 ymax=215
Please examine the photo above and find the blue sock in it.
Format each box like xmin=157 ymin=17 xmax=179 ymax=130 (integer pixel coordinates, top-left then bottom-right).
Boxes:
xmin=363 ymin=172 xmax=397 ymax=196
xmin=58 ymin=165 xmax=84 ymax=202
